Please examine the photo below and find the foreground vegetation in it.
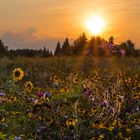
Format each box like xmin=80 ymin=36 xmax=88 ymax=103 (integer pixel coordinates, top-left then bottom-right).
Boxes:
xmin=0 ymin=56 xmax=140 ymax=140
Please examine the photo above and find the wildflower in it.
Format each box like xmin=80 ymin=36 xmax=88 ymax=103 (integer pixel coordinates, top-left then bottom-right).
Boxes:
xmin=28 ymin=112 xmax=33 ymax=118
xmin=91 ymin=107 xmax=97 ymax=113
xmin=118 ymin=95 xmax=124 ymax=103
xmin=0 ymin=93 xmax=6 ymax=96
xmin=38 ymin=116 xmax=44 ymax=121
xmin=100 ymin=100 xmax=108 ymax=108
xmin=25 ymin=81 xmax=33 ymax=92
xmin=12 ymin=68 xmax=24 ymax=81
xmin=66 ymin=118 xmax=77 ymax=127
xmin=83 ymin=91 xmax=91 ymax=97
xmin=15 ymin=136 xmax=22 ymax=140
xmin=108 ymin=126 xmax=114 ymax=131
xmin=78 ymin=108 xmax=86 ymax=114
xmin=126 ymin=128 xmax=132 ymax=135
xmin=93 ymin=121 xmax=100 ymax=129
xmin=36 ymin=126 xmax=46 ymax=134
xmin=44 ymin=92 xmax=52 ymax=98
xmin=99 ymin=123 xmax=107 ymax=129
xmin=87 ymin=110 xmax=93 ymax=116
xmin=83 ymin=84 xmax=91 ymax=97
xmin=46 ymin=117 xmax=53 ymax=125
xmin=7 ymin=96 xmax=17 ymax=103
xmin=119 ymin=48 xmax=126 ymax=57
xmin=33 ymin=99 xmax=39 ymax=105
xmin=98 ymin=41 xmax=107 ymax=49
xmin=0 ymin=116 xmax=5 ymax=123
xmin=117 ymin=132 xmax=123 ymax=139
xmin=98 ymin=134 xmax=104 ymax=139
xmin=89 ymin=95 xmax=94 ymax=101
xmin=36 ymin=92 xmax=44 ymax=97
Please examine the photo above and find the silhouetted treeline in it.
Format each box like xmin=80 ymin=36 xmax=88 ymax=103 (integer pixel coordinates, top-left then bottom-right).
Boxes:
xmin=54 ymin=33 xmax=140 ymax=57
xmin=0 ymin=40 xmax=52 ymax=58
xmin=0 ymin=33 xmax=140 ymax=58
xmin=8 ymin=47 xmax=52 ymax=58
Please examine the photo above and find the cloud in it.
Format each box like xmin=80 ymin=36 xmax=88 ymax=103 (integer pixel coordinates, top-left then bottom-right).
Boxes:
xmin=0 ymin=28 xmax=63 ymax=51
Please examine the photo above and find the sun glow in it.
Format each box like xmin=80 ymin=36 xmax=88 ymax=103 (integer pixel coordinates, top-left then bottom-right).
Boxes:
xmin=86 ymin=16 xmax=105 ymax=35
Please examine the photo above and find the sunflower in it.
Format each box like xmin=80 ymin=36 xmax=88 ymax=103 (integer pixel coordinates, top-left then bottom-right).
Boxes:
xmin=25 ymin=81 xmax=33 ymax=92
xmin=66 ymin=118 xmax=77 ymax=127
xmin=77 ymin=108 xmax=86 ymax=114
xmin=12 ymin=68 xmax=24 ymax=81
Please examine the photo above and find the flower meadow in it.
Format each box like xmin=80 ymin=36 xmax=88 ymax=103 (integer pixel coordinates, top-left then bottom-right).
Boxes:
xmin=0 ymin=57 xmax=140 ymax=140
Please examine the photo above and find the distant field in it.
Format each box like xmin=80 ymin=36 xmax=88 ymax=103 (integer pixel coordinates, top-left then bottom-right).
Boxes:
xmin=0 ymin=56 xmax=140 ymax=139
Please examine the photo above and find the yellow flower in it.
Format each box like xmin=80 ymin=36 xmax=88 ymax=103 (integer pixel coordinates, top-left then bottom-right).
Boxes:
xmin=28 ymin=113 xmax=33 ymax=118
xmin=66 ymin=118 xmax=77 ymax=127
xmin=72 ymin=118 xmax=77 ymax=126
xmin=48 ymin=117 xmax=53 ymax=125
xmin=78 ymin=108 xmax=86 ymax=114
xmin=91 ymin=107 xmax=97 ymax=113
xmin=25 ymin=81 xmax=34 ymax=92
xmin=112 ymin=119 xmax=117 ymax=126
xmin=93 ymin=121 xmax=100 ymax=129
xmin=99 ymin=123 xmax=109 ymax=129
xmin=96 ymin=135 xmax=104 ymax=140
xmin=117 ymin=132 xmax=123 ymax=139
xmin=0 ymin=117 xmax=5 ymax=123
xmin=7 ymin=96 xmax=17 ymax=103
xmin=109 ymin=126 xmax=114 ymax=131
xmin=126 ymin=128 xmax=132 ymax=135
xmin=12 ymin=68 xmax=24 ymax=81
xmin=66 ymin=120 xmax=69 ymax=126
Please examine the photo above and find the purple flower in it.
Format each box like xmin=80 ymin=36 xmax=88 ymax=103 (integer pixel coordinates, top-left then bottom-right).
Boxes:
xmin=83 ymin=91 xmax=91 ymax=97
xmin=15 ymin=137 xmax=22 ymax=140
xmin=44 ymin=92 xmax=52 ymax=98
xmin=64 ymin=115 xmax=68 ymax=119
xmin=100 ymin=100 xmax=109 ymax=107
xmin=53 ymin=109 xmax=59 ymax=113
xmin=0 ymin=93 xmax=6 ymax=96
xmin=36 ymin=92 xmax=44 ymax=97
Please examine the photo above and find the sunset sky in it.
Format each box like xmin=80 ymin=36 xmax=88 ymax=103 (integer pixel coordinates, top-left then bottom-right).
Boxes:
xmin=0 ymin=0 xmax=140 ymax=50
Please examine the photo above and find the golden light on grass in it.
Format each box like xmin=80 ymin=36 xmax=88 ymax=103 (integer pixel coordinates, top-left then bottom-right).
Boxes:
xmin=86 ymin=15 xmax=105 ymax=35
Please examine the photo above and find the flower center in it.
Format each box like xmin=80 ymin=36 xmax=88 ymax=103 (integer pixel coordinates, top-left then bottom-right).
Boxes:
xmin=15 ymin=71 xmax=20 ymax=77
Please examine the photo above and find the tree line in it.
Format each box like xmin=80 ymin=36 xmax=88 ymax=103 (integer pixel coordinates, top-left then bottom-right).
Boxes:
xmin=0 ymin=33 xmax=140 ymax=58
xmin=54 ymin=34 xmax=139 ymax=57
xmin=0 ymin=40 xmax=52 ymax=58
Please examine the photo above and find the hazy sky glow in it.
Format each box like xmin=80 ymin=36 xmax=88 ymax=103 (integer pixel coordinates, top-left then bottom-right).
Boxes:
xmin=0 ymin=0 xmax=140 ymax=50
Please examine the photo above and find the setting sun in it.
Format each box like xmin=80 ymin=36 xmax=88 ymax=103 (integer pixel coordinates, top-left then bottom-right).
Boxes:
xmin=86 ymin=16 xmax=105 ymax=35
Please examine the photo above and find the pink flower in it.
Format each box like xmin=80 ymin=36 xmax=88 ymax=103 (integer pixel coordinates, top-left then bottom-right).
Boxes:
xmin=33 ymin=99 xmax=39 ymax=105
xmin=108 ymin=43 xmax=113 ymax=50
xmin=119 ymin=49 xmax=126 ymax=57
xmin=118 ymin=95 xmax=124 ymax=102
xmin=98 ymin=42 xmax=107 ymax=49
